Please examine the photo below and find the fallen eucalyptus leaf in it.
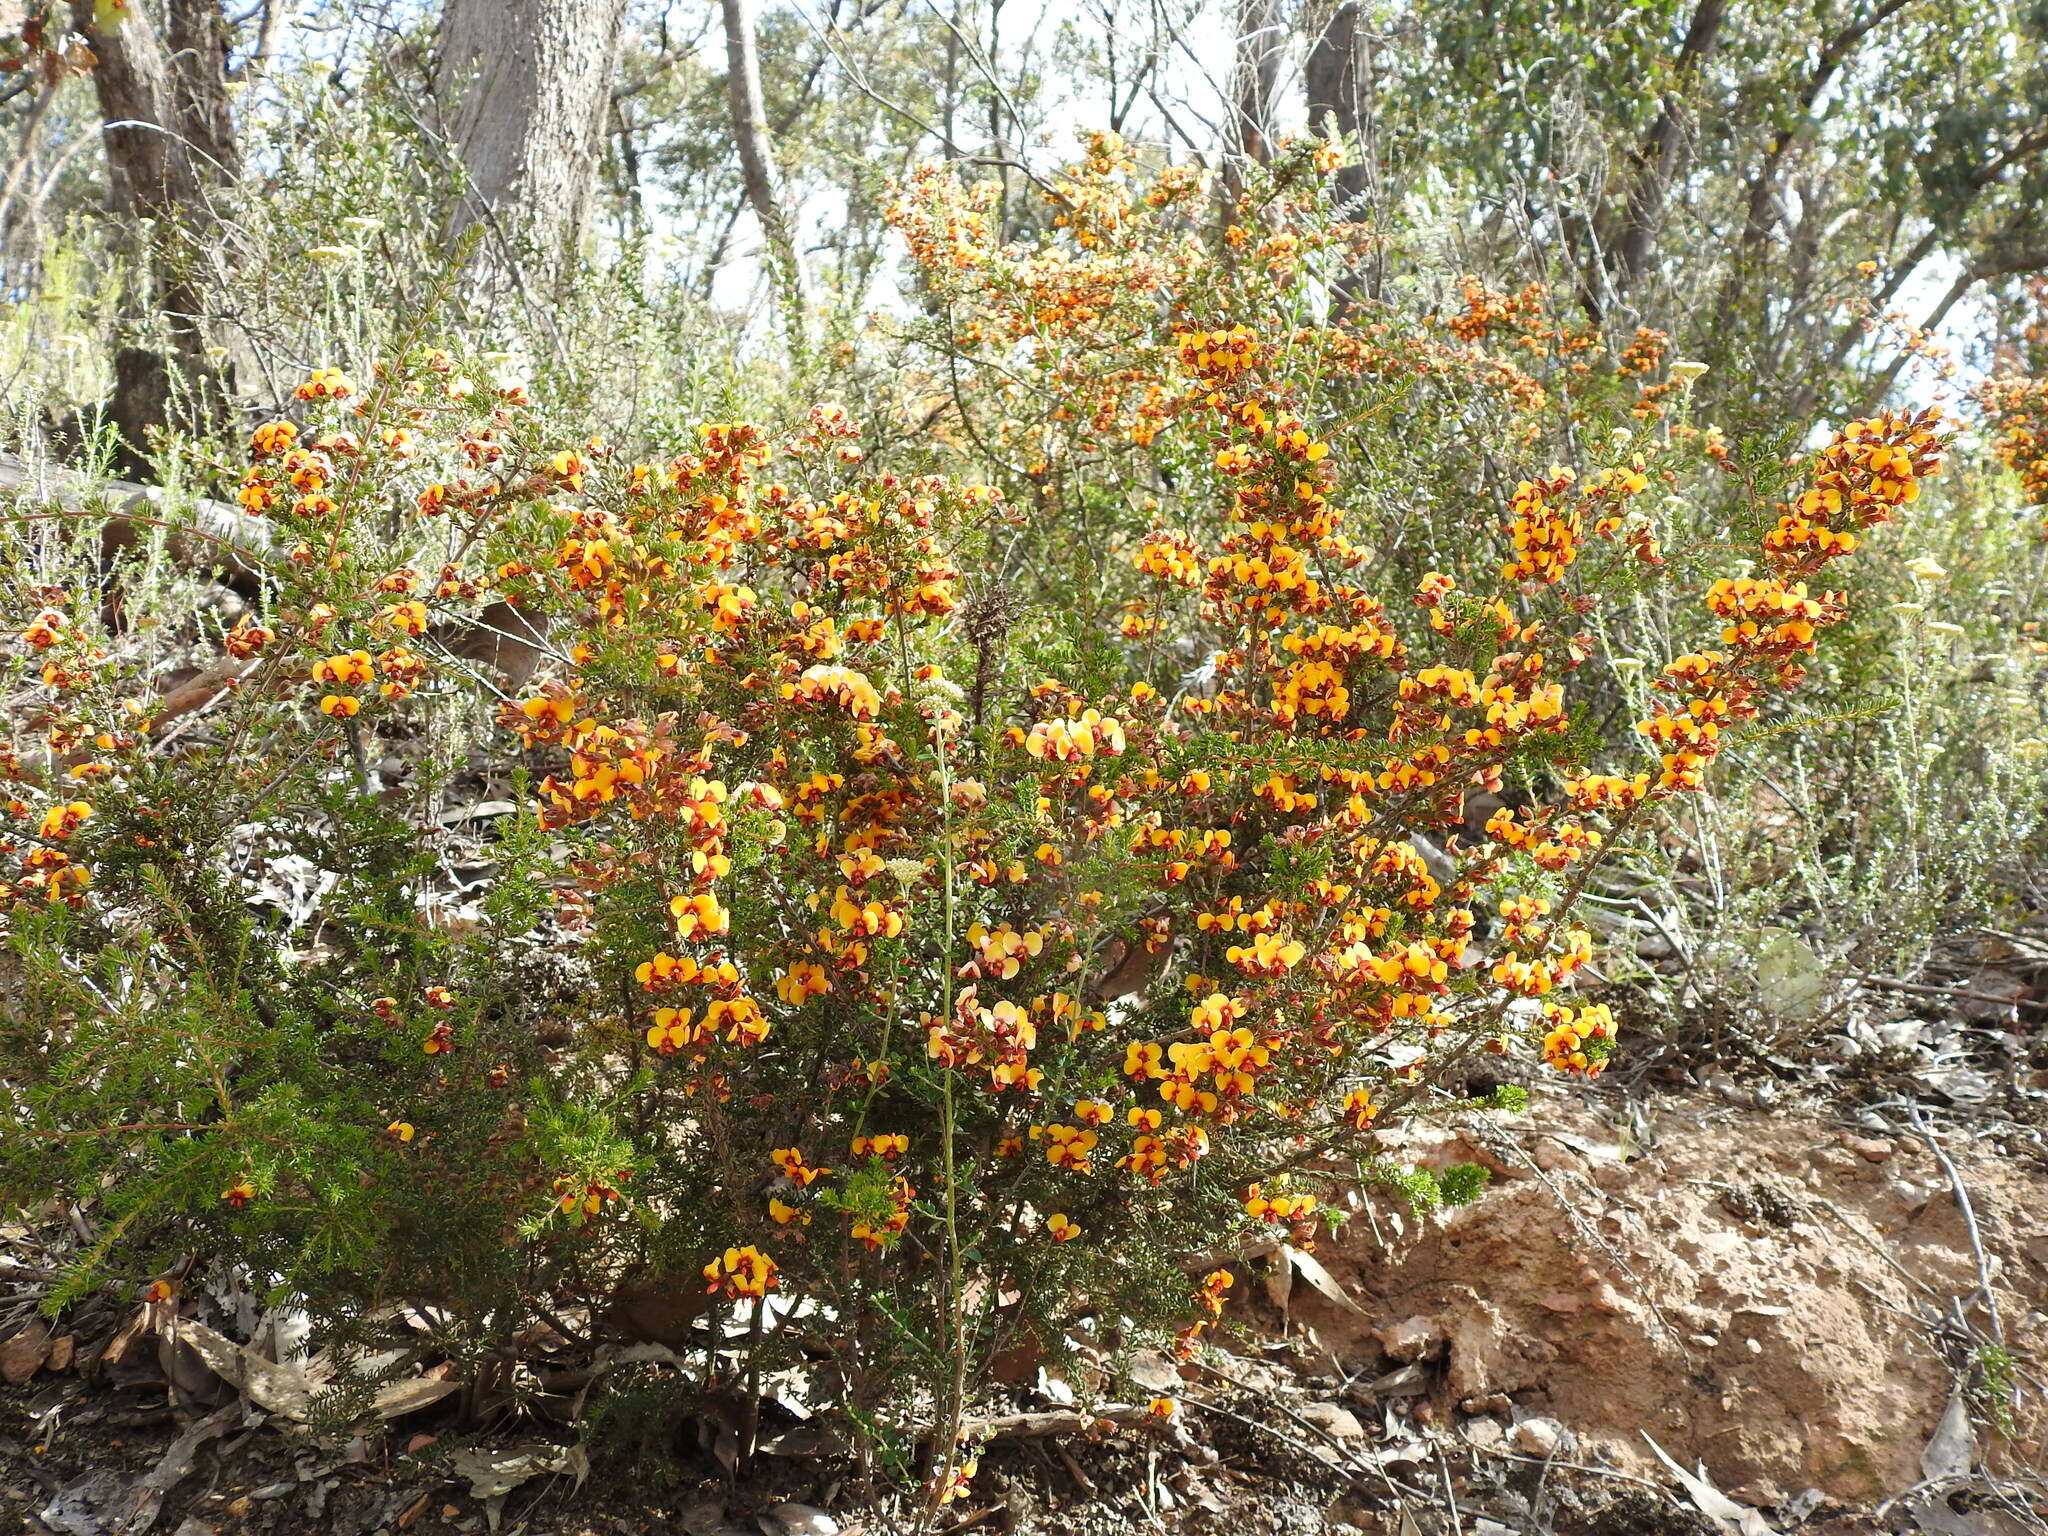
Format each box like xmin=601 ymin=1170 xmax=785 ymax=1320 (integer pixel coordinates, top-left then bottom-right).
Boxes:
xmin=371 ymin=1376 xmax=462 ymax=1420
xmin=1281 ymin=1245 xmax=1366 ymax=1316
xmin=173 ymin=1319 xmax=316 ymax=1419
xmin=1920 ymin=1390 xmax=1975 ymax=1481
xmin=1642 ymin=1433 xmax=1778 ymax=1536
xmin=1757 ymin=928 xmax=1826 ymax=1021
xmin=450 ymin=1443 xmax=585 ymax=1500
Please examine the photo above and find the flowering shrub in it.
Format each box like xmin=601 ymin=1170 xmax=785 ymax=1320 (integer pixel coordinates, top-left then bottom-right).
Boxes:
xmin=0 ymin=306 xmax=1949 ymax=1496
xmin=888 ymin=132 xmax=2047 ymax=1032
xmin=882 ymin=131 xmax=1726 ymax=639
xmin=3 ymin=121 xmax=1968 ymax=1493
xmin=1980 ymin=373 xmax=2048 ymax=517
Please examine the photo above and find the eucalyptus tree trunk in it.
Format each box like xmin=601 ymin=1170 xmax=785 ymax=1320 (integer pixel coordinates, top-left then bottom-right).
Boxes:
xmin=1220 ymin=0 xmax=1285 ymax=221
xmin=68 ymin=0 xmax=238 ymax=474
xmin=434 ymin=0 xmax=628 ymax=285
xmin=721 ymin=0 xmax=806 ymax=357
xmin=1305 ymin=3 xmax=1369 ymax=200
xmin=1609 ymin=0 xmax=1727 ymax=297
xmin=1305 ymin=1 xmax=1381 ymax=303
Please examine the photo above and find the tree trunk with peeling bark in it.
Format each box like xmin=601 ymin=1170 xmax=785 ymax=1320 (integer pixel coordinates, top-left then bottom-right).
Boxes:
xmin=1221 ymin=0 xmax=1285 ymax=222
xmin=433 ymin=0 xmax=629 ymax=285
xmin=1305 ymin=0 xmax=1379 ymax=302
xmin=66 ymin=0 xmax=238 ymax=475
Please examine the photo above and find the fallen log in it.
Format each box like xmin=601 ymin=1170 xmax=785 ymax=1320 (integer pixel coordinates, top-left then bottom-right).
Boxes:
xmin=0 ymin=455 xmax=554 ymax=692
xmin=0 ymin=452 xmax=271 ymax=580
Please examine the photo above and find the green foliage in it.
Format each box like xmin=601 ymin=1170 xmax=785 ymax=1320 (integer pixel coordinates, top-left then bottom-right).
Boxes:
xmin=1973 ymin=1343 xmax=2021 ymax=1439
xmin=1363 ymin=1159 xmax=1490 ymax=1216
xmin=1435 ymin=1163 xmax=1492 ymax=1208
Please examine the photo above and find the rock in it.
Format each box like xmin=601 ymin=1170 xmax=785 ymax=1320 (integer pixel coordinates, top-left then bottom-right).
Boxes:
xmin=1125 ymin=1349 xmax=1182 ymax=1393
xmin=1806 ymin=1147 xmax=1862 ymax=1177
xmin=1880 ymin=1019 xmax=1931 ymax=1053
xmin=1587 ymin=1282 xmax=1626 ymax=1316
xmin=1959 ymin=967 xmax=2025 ymax=1022
xmin=1376 ymin=1314 xmax=1445 ymax=1361
xmin=1590 ymin=1160 xmax=1632 ymax=1193
xmin=1837 ymin=1133 xmax=1893 ymax=1163
xmin=1356 ymin=1361 xmax=1430 ymax=1398
xmin=1511 ymin=1417 xmax=1566 ymax=1456
xmin=1297 ymin=1401 xmax=1365 ymax=1438
xmin=1204 ymin=1354 xmax=1287 ymax=1392
xmin=1461 ymin=1415 xmax=1504 ymax=1449
xmin=1890 ymin=1179 xmax=1937 ymax=1215
xmin=1433 ymin=1286 xmax=1556 ymax=1409
xmin=766 ymin=1504 xmax=841 ymax=1536
xmin=1290 ymin=1094 xmax=2048 ymax=1509
xmin=0 ymin=1321 xmax=50 ymax=1384
xmin=679 ymin=1497 xmax=734 ymax=1536
xmin=44 ymin=1334 xmax=74 ymax=1372
xmin=1459 ymin=1392 xmax=1511 ymax=1414
xmin=1302 ymin=1409 xmax=1368 ymax=1441
xmin=1532 ymin=1140 xmax=1590 ymax=1177
xmin=1443 ymin=1291 xmax=1556 ymax=1401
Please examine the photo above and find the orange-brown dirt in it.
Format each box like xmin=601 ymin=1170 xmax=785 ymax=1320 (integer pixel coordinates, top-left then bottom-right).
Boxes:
xmin=1286 ymin=1087 xmax=2048 ymax=1508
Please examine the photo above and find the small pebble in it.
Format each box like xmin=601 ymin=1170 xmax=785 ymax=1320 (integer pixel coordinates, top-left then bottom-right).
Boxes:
xmin=1511 ymin=1417 xmax=1565 ymax=1457
xmin=1297 ymin=1401 xmax=1366 ymax=1439
xmin=1837 ymin=1132 xmax=1894 ymax=1163
xmin=1461 ymin=1416 xmax=1504 ymax=1450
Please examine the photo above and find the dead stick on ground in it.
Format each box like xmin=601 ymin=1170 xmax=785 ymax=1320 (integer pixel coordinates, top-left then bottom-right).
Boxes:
xmin=1178 ymin=1394 xmax=1343 ymax=1472
xmin=0 ymin=455 xmax=272 ymax=578
xmin=1856 ymin=974 xmax=2046 ymax=1014
xmin=936 ymin=1507 xmax=1004 ymax=1536
xmin=1434 ymin=1439 xmax=1462 ymax=1530
xmin=1053 ymin=1441 xmax=1096 ymax=1498
xmin=1181 ymin=1391 xmax=1426 ymax=1523
xmin=1185 ymin=1358 xmax=1382 ymax=1479
xmin=1483 ymin=1447 xmax=1676 ymax=1496
xmin=1903 ymin=1102 xmax=2004 ymax=1344
xmin=967 ymin=1406 xmax=1157 ymax=1440
xmin=1805 ymin=1196 xmax=1944 ymax=1304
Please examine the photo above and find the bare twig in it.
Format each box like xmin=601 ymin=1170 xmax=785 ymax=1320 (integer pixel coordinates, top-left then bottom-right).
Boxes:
xmin=1855 ymin=973 xmax=2043 ymax=1014
xmin=1902 ymin=1103 xmax=2005 ymax=1344
xmin=1805 ymin=1195 xmax=1943 ymax=1303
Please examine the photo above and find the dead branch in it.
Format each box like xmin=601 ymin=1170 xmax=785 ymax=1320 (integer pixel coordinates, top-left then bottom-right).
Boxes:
xmin=0 ymin=452 xmax=271 ymax=580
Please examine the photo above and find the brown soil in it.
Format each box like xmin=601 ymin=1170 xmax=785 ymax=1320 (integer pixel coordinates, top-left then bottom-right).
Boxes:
xmin=4 ymin=1086 xmax=2045 ymax=1534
